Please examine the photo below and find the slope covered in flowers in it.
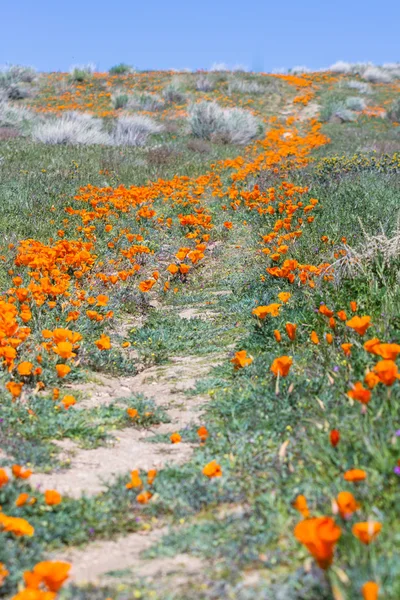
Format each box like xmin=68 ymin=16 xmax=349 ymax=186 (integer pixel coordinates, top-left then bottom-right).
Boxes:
xmin=0 ymin=67 xmax=399 ymax=600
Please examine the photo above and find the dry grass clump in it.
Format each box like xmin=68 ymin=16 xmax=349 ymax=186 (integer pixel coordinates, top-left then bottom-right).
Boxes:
xmin=319 ymin=101 xmax=357 ymax=123
xmin=362 ymin=66 xmax=393 ymax=84
xmin=109 ymin=63 xmax=134 ymax=75
xmin=111 ymin=115 xmax=163 ymax=146
xmin=345 ymin=80 xmax=372 ymax=94
xmin=345 ymin=96 xmax=366 ymax=111
xmin=387 ymin=98 xmax=400 ymax=122
xmin=69 ymin=64 xmax=96 ymax=82
xmin=127 ymin=92 xmax=165 ymax=111
xmin=0 ymin=64 xmax=36 ymax=84
xmin=228 ymin=78 xmax=266 ymax=94
xmin=32 ymin=112 xmax=109 ymax=145
xmin=332 ymin=216 xmax=400 ymax=287
xmin=111 ymin=93 xmax=130 ymax=110
xmin=162 ymin=78 xmax=187 ymax=104
xmin=196 ymin=76 xmax=215 ymax=92
xmin=188 ymin=101 xmax=263 ymax=145
xmin=0 ymin=101 xmax=35 ymax=131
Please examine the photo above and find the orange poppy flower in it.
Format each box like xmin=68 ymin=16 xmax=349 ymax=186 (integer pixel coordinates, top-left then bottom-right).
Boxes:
xmin=6 ymin=381 xmax=23 ymax=398
xmin=350 ymin=301 xmax=357 ymax=312
xmin=363 ymin=338 xmax=381 ymax=354
xmin=330 ymin=429 xmax=340 ymax=447
xmin=319 ymin=305 xmax=334 ymax=318
xmin=352 ymin=521 xmax=382 ymax=544
xmin=17 ymin=362 xmax=33 ymax=377
xmin=344 ymin=469 xmax=367 ymax=482
xmin=0 ymin=469 xmax=9 ymax=488
xmin=0 ymin=563 xmax=8 ymax=586
xmin=294 ymin=516 xmax=341 ymax=569
xmin=44 ymin=490 xmax=62 ymax=506
xmin=252 ymin=303 xmax=282 ymax=319
xmin=326 ymin=333 xmax=333 ymax=344
xmin=337 ymin=310 xmax=347 ymax=321
xmin=96 ymin=294 xmax=109 ymax=307
xmin=137 ymin=491 xmax=152 ymax=504
xmin=95 ymin=334 xmax=111 ymax=351
xmin=278 ymin=292 xmax=291 ymax=303
xmin=341 ymin=343 xmax=352 ymax=356
xmin=56 ymin=364 xmax=71 ymax=378
xmin=292 ymin=494 xmax=309 ymax=518
xmin=170 ymin=432 xmax=181 ymax=444
xmin=126 ymin=470 xmax=143 ymax=490
xmin=54 ymin=341 xmax=75 ymax=360
xmin=139 ymin=279 xmax=156 ymax=293
xmin=271 ymin=355 xmax=292 ymax=377
xmin=15 ymin=493 xmax=30 ymax=507
xmin=167 ymin=264 xmax=179 ymax=274
xmin=285 ymin=323 xmax=297 ymax=341
xmin=203 ymin=460 xmax=222 ymax=478
xmin=24 ymin=560 xmax=70 ymax=592
xmin=179 ymin=263 xmax=190 ymax=274
xmin=0 ymin=514 xmax=34 ymax=536
xmin=310 ymin=331 xmax=320 ymax=345
xmin=362 ymin=581 xmax=379 ymax=600
xmin=373 ymin=343 xmax=400 ymax=360
xmin=61 ymin=395 xmax=76 ymax=409
xmin=346 ymin=316 xmax=372 ymax=336
xmin=197 ymin=426 xmax=209 ymax=442
xmin=12 ymin=465 xmax=32 ymax=479
xmin=147 ymin=469 xmax=157 ymax=485
xmin=231 ymin=350 xmax=253 ymax=369
xmin=273 ymin=329 xmax=281 ymax=342
xmin=336 ymin=491 xmax=360 ymax=519
xmin=127 ymin=408 xmax=138 ymax=419
xmin=364 ymin=371 xmax=380 ymax=389
xmin=373 ymin=360 xmax=400 ymax=386
xmin=347 ymin=382 xmax=371 ymax=404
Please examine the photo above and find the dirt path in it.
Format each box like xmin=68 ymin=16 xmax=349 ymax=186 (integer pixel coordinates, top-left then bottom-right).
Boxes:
xmin=52 ymin=527 xmax=204 ymax=587
xmin=30 ymin=353 xmax=222 ymax=497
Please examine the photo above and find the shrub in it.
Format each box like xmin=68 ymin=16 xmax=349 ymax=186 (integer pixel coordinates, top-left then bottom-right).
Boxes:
xmin=329 ymin=61 xmax=353 ymax=74
xmin=346 ymin=80 xmax=371 ymax=94
xmin=6 ymin=85 xmax=30 ymax=100
xmin=345 ymin=96 xmax=366 ymax=111
xmin=109 ymin=63 xmax=133 ymax=75
xmin=228 ymin=78 xmax=266 ymax=94
xmin=319 ymin=101 xmax=357 ymax=123
xmin=210 ymin=62 xmax=229 ymax=72
xmin=388 ymin=98 xmax=400 ymax=122
xmin=162 ymin=80 xmax=187 ymax=104
xmin=362 ymin=66 xmax=393 ymax=84
xmin=32 ymin=111 xmax=110 ymax=145
xmin=112 ymin=93 xmax=129 ymax=110
xmin=128 ymin=92 xmax=165 ymax=111
xmin=111 ymin=115 xmax=163 ymax=146
xmin=290 ymin=65 xmax=312 ymax=74
xmin=188 ymin=101 xmax=263 ymax=145
xmin=69 ymin=63 xmax=95 ymax=82
xmin=382 ymin=63 xmax=400 ymax=78
xmin=196 ymin=76 xmax=215 ymax=92
xmin=0 ymin=64 xmax=36 ymax=85
xmin=0 ymin=101 xmax=34 ymax=131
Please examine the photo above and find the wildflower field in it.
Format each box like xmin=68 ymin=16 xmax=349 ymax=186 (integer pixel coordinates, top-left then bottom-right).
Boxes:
xmin=0 ymin=62 xmax=400 ymax=599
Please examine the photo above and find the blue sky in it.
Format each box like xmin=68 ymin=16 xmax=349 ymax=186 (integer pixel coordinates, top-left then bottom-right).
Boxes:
xmin=1 ymin=0 xmax=399 ymax=72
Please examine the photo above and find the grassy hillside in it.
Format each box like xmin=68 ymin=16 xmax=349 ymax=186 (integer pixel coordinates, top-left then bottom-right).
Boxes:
xmin=0 ymin=63 xmax=399 ymax=600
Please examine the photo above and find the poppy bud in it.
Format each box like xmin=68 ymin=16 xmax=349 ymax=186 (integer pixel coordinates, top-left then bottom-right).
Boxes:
xmin=330 ymin=429 xmax=340 ymax=447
